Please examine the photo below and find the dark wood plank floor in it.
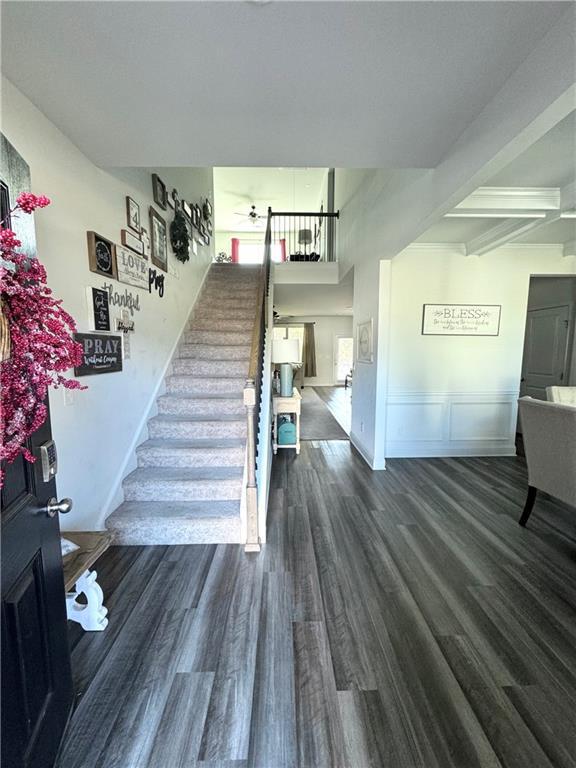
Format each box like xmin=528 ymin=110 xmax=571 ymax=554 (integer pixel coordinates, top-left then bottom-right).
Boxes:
xmin=314 ymin=386 xmax=351 ymax=435
xmin=57 ymin=443 xmax=576 ymax=768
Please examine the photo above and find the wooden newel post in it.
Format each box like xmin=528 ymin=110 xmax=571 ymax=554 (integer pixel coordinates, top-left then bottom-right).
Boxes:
xmin=244 ymin=379 xmax=260 ymax=552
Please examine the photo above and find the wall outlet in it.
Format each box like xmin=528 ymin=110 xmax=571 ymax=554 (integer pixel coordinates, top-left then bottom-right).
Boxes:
xmin=63 ymin=388 xmax=75 ymax=406
xmin=360 ymin=421 xmax=364 ymax=433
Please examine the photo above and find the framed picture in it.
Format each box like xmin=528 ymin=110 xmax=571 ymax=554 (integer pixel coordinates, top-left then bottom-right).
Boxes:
xmin=87 ymin=231 xmax=117 ymax=279
xmin=87 ymin=286 xmax=110 ymax=331
xmin=202 ymin=231 xmax=210 ymax=247
xmin=74 ymin=333 xmax=123 ymax=376
xmin=422 ymin=304 xmax=501 ymax=336
xmin=121 ymin=229 xmax=144 ymax=255
xmin=192 ymin=204 xmax=201 ymax=230
xmin=149 ymin=207 xmax=168 ymax=271
xmin=166 ymin=188 xmax=177 ymax=211
xmin=126 ymin=196 xmax=140 ymax=233
xmin=140 ymin=226 xmax=151 ymax=260
xmin=181 ymin=200 xmax=192 ymax=220
xmin=206 ymin=219 xmax=213 ymax=235
xmin=356 ymin=319 xmax=373 ymax=363
xmin=202 ymin=199 xmax=212 ymax=220
xmin=152 ymin=173 xmax=167 ymax=210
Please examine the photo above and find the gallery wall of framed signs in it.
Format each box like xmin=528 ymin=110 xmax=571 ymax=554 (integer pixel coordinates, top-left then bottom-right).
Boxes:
xmin=84 ymin=173 xmax=213 ymax=374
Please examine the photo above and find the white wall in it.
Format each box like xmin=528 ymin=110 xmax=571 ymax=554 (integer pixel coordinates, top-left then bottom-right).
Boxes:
xmin=294 ymin=315 xmax=353 ymax=387
xmin=384 ymin=245 xmax=576 ymax=458
xmin=2 ymin=78 xmax=213 ymax=530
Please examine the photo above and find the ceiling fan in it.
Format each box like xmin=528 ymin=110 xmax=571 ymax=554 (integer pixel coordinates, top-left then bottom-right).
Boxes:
xmin=234 ymin=205 xmax=266 ymax=225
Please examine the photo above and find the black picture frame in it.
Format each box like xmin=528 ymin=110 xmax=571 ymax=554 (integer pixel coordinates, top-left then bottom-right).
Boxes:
xmin=90 ymin=287 xmax=111 ymax=331
xmin=202 ymin=199 xmax=212 ymax=221
xmin=181 ymin=200 xmax=192 ymax=220
xmin=126 ymin=196 xmax=140 ymax=233
xmin=152 ymin=174 xmax=167 ymax=210
xmin=149 ymin=206 xmax=168 ymax=272
xmin=74 ymin=333 xmax=123 ymax=376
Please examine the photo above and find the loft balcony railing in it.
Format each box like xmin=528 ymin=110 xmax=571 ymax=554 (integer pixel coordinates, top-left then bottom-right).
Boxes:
xmin=269 ymin=207 xmax=339 ymax=262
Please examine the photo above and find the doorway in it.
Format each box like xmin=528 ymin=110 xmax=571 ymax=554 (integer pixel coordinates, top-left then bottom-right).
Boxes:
xmin=334 ymin=335 xmax=353 ymax=384
xmin=517 ymin=276 xmax=576 ymax=448
xmin=520 ymin=276 xmax=576 ymax=400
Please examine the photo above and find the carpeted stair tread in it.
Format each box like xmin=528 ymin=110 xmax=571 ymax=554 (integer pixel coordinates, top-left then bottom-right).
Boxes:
xmin=106 ymin=263 xmax=261 ymax=544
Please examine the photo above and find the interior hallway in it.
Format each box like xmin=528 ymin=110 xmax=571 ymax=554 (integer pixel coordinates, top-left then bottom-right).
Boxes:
xmin=58 ymin=443 xmax=576 ymax=768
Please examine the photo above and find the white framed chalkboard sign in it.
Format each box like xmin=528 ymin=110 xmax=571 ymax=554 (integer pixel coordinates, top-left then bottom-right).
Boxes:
xmin=422 ymin=304 xmax=501 ymax=336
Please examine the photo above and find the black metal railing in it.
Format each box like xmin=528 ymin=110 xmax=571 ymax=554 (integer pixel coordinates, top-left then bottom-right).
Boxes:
xmin=269 ymin=208 xmax=339 ymax=262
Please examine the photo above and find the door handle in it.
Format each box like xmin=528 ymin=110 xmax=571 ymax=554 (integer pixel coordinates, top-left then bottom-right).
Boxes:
xmin=44 ymin=497 xmax=73 ymax=518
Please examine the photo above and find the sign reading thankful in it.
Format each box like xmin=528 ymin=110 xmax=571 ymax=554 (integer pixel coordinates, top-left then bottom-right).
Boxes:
xmin=422 ymin=304 xmax=501 ymax=336
xmin=74 ymin=333 xmax=123 ymax=376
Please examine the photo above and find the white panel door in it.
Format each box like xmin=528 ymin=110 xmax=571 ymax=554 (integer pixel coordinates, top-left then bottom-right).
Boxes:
xmin=521 ymin=305 xmax=571 ymax=401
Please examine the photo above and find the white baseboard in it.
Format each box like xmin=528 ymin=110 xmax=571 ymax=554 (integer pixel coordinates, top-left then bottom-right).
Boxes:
xmin=350 ymin=431 xmax=386 ymax=470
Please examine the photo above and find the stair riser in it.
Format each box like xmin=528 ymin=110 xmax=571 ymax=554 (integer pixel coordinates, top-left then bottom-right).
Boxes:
xmin=191 ymin=318 xmax=254 ymax=331
xmin=149 ymin=420 xmax=246 ymax=440
xmin=137 ymin=445 xmax=245 ymax=468
xmin=109 ymin=519 xmax=242 ymax=546
xmin=193 ymin=308 xmax=257 ymax=321
xmin=123 ymin=479 xmax=242 ymax=502
xmin=158 ymin=397 xmax=244 ymax=417
xmin=178 ymin=344 xmax=251 ymax=361
xmin=172 ymin=359 xmax=248 ymax=377
xmin=137 ymin=445 xmax=245 ymax=467
xmin=200 ymin=293 xmax=258 ymax=304
xmin=185 ymin=331 xmax=252 ymax=345
xmin=166 ymin=376 xmax=245 ymax=395
xmin=194 ymin=298 xmax=257 ymax=310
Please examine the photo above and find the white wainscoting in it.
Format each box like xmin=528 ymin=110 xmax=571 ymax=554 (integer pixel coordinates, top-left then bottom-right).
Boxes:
xmin=385 ymin=391 xmax=519 ymax=457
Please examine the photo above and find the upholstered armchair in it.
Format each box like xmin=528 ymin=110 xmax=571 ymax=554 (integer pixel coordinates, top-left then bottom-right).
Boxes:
xmin=517 ymin=397 xmax=576 ymax=526
xmin=546 ymin=386 xmax=576 ymax=405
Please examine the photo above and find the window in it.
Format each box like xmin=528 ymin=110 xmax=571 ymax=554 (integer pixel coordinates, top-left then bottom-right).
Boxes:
xmin=273 ymin=325 xmax=304 ymax=362
xmin=335 ymin=336 xmax=353 ymax=382
xmin=236 ymin=241 xmax=285 ymax=264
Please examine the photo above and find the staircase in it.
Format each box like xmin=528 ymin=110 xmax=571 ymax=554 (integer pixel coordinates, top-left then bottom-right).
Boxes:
xmin=106 ymin=263 xmax=261 ymax=545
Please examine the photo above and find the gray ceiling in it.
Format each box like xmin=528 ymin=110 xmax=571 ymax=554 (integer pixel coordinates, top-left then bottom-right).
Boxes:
xmin=1 ymin=1 xmax=567 ymax=168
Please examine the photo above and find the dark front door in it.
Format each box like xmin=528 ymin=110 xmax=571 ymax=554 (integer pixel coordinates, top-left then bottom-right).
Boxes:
xmin=1 ymin=136 xmax=73 ymax=768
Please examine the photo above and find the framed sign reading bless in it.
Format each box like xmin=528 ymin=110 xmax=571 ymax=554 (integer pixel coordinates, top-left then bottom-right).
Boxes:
xmin=74 ymin=333 xmax=123 ymax=376
xmin=422 ymin=304 xmax=501 ymax=336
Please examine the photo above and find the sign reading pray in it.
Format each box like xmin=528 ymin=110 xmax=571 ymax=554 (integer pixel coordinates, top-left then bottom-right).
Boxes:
xmin=74 ymin=333 xmax=123 ymax=376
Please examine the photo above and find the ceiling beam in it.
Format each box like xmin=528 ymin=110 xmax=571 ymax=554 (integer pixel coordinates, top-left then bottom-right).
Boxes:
xmin=454 ymin=186 xmax=560 ymax=211
xmin=446 ymin=208 xmax=547 ymax=219
xmin=465 ymin=212 xmax=561 ymax=256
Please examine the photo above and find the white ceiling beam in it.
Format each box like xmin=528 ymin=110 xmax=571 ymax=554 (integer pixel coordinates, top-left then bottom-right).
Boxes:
xmin=454 ymin=186 xmax=560 ymax=211
xmin=561 ymin=180 xmax=576 ymax=211
xmin=446 ymin=208 xmax=547 ymax=219
xmin=465 ymin=212 xmax=561 ymax=257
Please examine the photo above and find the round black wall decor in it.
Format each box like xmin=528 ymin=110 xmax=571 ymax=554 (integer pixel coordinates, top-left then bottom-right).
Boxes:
xmin=170 ymin=209 xmax=190 ymax=263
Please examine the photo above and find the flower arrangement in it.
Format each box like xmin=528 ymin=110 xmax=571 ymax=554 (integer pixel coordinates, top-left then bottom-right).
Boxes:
xmin=1 ymin=193 xmax=85 ymax=484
